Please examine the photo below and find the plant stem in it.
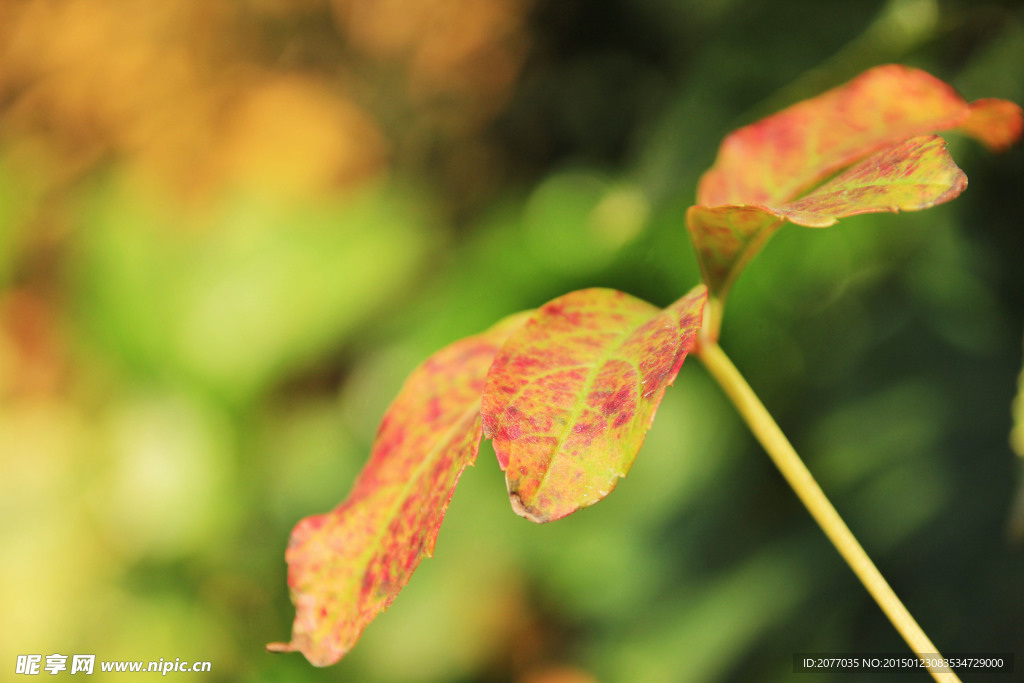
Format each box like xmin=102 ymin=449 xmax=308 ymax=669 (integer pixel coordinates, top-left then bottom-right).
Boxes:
xmin=697 ymin=340 xmax=961 ymax=683
xmin=701 ymin=295 xmax=724 ymax=345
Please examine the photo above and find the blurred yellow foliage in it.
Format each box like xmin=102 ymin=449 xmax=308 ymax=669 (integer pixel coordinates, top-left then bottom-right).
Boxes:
xmin=2 ymin=0 xmax=225 ymax=192
xmin=334 ymin=0 xmax=530 ymax=113
xmin=0 ymin=0 xmax=531 ymax=202
xmin=0 ymin=0 xmax=389 ymax=201
xmin=213 ymin=76 xmax=386 ymax=198
xmin=0 ymin=289 xmax=65 ymax=399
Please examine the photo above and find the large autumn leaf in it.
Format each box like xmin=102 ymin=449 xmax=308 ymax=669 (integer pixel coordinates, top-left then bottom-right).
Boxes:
xmin=689 ymin=64 xmax=1023 ymax=305
xmin=482 ymin=285 xmax=707 ymax=523
xmin=268 ymin=311 xmax=530 ymax=666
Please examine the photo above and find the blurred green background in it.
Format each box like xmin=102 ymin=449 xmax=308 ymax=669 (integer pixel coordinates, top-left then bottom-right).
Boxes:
xmin=1 ymin=0 xmax=1022 ymax=681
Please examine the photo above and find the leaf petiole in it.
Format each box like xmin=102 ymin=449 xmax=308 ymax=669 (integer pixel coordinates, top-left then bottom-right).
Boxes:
xmin=697 ymin=340 xmax=961 ymax=683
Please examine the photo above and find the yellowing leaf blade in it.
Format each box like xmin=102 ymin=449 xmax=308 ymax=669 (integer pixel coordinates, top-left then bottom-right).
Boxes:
xmin=481 ymin=286 xmax=706 ymax=523
xmin=686 ymin=205 xmax=785 ymax=302
xmin=268 ymin=311 xmax=530 ymax=666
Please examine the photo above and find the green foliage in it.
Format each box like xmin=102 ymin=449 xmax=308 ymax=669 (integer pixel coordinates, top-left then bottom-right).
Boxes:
xmin=75 ymin=177 xmax=433 ymax=404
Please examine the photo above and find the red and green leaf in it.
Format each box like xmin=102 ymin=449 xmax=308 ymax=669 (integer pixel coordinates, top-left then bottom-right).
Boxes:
xmin=481 ymin=285 xmax=707 ymax=523
xmin=267 ymin=311 xmax=530 ymax=666
xmin=688 ymin=134 xmax=969 ymax=299
xmin=689 ymin=64 xmax=1023 ymax=302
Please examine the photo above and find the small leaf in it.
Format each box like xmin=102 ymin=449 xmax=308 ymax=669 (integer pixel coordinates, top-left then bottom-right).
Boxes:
xmin=689 ymin=65 xmax=1022 ymax=302
xmin=482 ymin=285 xmax=707 ymax=523
xmin=686 ymin=206 xmax=786 ymax=307
xmin=268 ymin=311 xmax=530 ymax=666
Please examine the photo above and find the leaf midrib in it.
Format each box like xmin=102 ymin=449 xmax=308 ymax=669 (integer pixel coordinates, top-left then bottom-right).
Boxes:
xmin=529 ymin=314 xmax=659 ymax=505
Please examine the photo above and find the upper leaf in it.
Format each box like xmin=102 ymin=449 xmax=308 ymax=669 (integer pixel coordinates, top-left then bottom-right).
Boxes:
xmin=689 ymin=64 xmax=1023 ymax=303
xmin=697 ymin=65 xmax=1018 ymax=207
xmin=688 ymin=134 xmax=969 ymax=302
xmin=268 ymin=311 xmax=530 ymax=666
xmin=481 ymin=285 xmax=707 ymax=523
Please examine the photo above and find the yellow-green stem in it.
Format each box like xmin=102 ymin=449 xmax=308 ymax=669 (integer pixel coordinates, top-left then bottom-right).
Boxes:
xmin=697 ymin=340 xmax=961 ymax=683
xmin=701 ymin=295 xmax=724 ymax=345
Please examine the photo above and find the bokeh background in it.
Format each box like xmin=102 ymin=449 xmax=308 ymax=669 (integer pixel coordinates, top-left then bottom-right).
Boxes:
xmin=1 ymin=0 xmax=1023 ymax=681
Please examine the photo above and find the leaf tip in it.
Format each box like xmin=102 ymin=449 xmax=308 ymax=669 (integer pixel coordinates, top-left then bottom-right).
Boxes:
xmin=509 ymin=490 xmax=553 ymax=523
xmin=265 ymin=639 xmax=341 ymax=668
xmin=961 ymin=98 xmax=1024 ymax=152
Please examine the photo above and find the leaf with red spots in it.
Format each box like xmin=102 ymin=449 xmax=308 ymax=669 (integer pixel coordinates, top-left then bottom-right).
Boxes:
xmin=689 ymin=64 xmax=1023 ymax=303
xmin=482 ymin=285 xmax=707 ymax=523
xmin=688 ymin=134 xmax=968 ymax=300
xmin=268 ymin=311 xmax=530 ymax=666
